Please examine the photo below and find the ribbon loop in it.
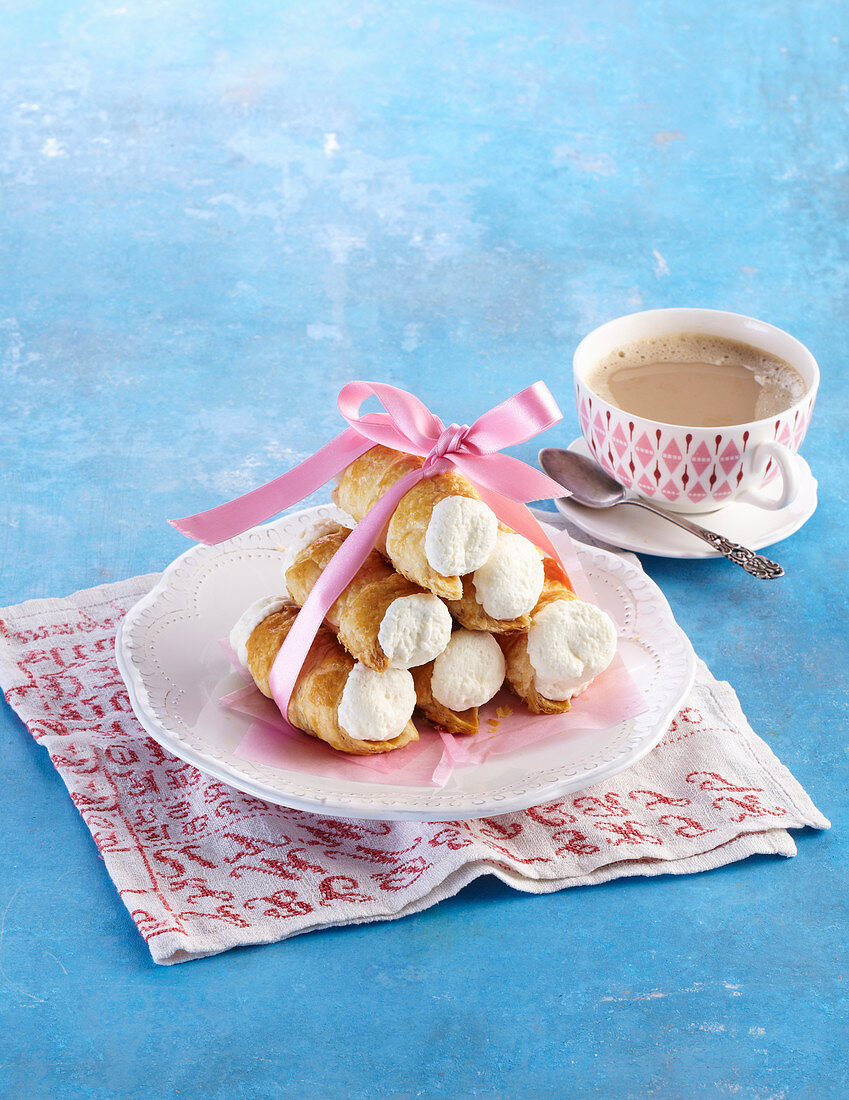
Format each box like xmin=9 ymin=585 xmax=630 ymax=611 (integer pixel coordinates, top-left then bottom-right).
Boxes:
xmin=337 ymin=380 xmax=445 ymax=455
xmin=463 ymin=381 xmax=563 ymax=454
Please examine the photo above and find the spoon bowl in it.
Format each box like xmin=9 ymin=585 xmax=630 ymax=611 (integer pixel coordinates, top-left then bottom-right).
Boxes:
xmin=538 ymin=448 xmax=632 ymax=509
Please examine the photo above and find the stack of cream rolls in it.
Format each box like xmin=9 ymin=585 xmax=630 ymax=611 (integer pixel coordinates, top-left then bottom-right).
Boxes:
xmin=229 ymin=445 xmax=617 ymax=754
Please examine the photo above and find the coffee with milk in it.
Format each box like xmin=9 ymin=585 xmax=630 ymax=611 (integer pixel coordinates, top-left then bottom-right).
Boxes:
xmin=585 ymin=333 xmax=806 ymax=428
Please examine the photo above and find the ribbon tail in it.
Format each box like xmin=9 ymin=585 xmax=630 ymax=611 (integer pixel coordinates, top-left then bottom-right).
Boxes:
xmin=474 ymin=486 xmax=575 ymax=592
xmin=169 ymin=428 xmax=371 ymax=545
xmin=268 ymin=467 xmax=426 ymax=723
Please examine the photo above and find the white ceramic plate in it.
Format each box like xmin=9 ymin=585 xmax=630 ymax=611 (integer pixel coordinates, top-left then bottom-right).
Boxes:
xmin=116 ymin=505 xmax=697 ymax=821
xmin=554 ymin=437 xmax=818 ymax=559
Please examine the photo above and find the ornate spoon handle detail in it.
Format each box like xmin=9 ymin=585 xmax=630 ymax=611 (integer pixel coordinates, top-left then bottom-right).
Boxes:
xmin=622 ymin=501 xmax=785 ymax=579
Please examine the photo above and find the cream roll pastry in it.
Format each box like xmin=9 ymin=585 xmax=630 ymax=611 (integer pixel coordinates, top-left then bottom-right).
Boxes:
xmin=499 ymin=558 xmax=616 ymax=714
xmin=284 ymin=521 xmax=452 ymax=672
xmin=411 ymin=629 xmax=506 ymax=736
xmin=332 ymin=445 xmax=498 ymax=600
xmin=445 ymin=529 xmax=545 ymax=634
xmin=230 ymin=597 xmax=418 ymax=755
xmin=525 ymin=599 xmax=617 ymax=702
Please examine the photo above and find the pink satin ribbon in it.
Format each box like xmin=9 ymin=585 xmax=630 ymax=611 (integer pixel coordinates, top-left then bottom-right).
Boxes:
xmin=171 ymin=380 xmax=569 ymax=727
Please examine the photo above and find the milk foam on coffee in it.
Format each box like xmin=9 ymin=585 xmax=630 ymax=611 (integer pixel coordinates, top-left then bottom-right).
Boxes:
xmin=585 ymin=333 xmax=806 ymax=427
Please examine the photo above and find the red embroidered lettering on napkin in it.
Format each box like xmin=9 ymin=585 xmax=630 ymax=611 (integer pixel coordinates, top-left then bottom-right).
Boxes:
xmin=0 ymin=576 xmax=829 ymax=965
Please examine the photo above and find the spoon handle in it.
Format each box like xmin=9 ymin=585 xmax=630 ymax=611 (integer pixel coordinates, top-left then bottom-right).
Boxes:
xmin=620 ymin=501 xmax=785 ymax=579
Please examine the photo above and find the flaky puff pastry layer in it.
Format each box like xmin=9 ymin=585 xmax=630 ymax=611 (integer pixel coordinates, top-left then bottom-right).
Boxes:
xmin=410 ymin=663 xmax=479 ymax=736
xmin=498 ymin=558 xmax=579 ymax=715
xmin=245 ymin=601 xmax=418 ymax=755
xmin=285 ymin=522 xmax=424 ymax=672
xmin=331 ymin=444 xmax=482 ymax=600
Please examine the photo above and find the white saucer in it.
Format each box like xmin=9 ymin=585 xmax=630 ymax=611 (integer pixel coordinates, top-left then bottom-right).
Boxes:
xmin=553 ymin=438 xmax=818 ymax=559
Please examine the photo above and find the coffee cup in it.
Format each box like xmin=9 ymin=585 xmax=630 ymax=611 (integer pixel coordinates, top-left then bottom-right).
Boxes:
xmin=573 ymin=308 xmax=818 ymax=514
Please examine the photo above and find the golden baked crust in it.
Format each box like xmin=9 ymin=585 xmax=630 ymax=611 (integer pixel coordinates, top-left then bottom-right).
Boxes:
xmin=285 ymin=522 xmax=425 ymax=672
xmin=245 ymin=601 xmax=418 ymax=755
xmin=534 ymin=555 xmax=577 ymax=606
xmin=411 ymin=662 xmax=479 ymax=736
xmin=331 ymin=445 xmax=422 ymax=529
xmin=332 ymin=444 xmax=484 ymax=600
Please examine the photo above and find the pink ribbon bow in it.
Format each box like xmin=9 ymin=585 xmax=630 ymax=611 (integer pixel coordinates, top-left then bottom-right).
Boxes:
xmin=171 ymin=381 xmax=569 ymax=728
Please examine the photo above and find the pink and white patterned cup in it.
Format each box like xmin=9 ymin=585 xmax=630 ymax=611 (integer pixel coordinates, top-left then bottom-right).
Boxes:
xmin=573 ymin=308 xmax=818 ymax=515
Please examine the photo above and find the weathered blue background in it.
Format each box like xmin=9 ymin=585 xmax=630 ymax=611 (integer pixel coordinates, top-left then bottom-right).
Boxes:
xmin=1 ymin=2 xmax=846 ymax=1097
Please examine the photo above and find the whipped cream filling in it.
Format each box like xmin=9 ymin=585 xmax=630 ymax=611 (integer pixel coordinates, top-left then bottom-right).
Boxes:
xmin=338 ymin=663 xmax=417 ymax=742
xmin=229 ymin=596 xmax=289 ymax=670
xmin=472 ymin=531 xmax=544 ymax=620
xmin=430 ymin=629 xmax=506 ymax=712
xmin=423 ymin=496 xmax=498 ymax=577
xmin=526 ymin=599 xmax=617 ymax=701
xmin=377 ymin=593 xmax=453 ymax=669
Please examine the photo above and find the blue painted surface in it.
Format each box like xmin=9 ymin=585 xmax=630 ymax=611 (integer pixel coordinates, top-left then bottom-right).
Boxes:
xmin=1 ymin=2 xmax=847 ymax=1097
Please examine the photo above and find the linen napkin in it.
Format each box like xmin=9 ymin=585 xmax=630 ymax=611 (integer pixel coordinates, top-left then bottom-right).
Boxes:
xmin=0 ymin=569 xmax=828 ymax=965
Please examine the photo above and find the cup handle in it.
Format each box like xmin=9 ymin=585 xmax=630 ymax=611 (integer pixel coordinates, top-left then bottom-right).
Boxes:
xmin=735 ymin=442 xmax=801 ymax=511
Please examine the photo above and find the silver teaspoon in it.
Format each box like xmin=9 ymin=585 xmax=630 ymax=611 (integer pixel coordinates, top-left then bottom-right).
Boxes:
xmin=539 ymin=447 xmax=784 ymax=579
